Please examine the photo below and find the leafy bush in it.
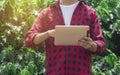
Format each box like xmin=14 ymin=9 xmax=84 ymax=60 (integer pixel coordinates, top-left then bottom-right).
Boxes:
xmin=0 ymin=45 xmax=46 ymax=75
xmin=89 ymin=0 xmax=120 ymax=75
xmin=0 ymin=0 xmax=55 ymax=75
xmin=0 ymin=0 xmax=120 ymax=75
xmin=92 ymin=49 xmax=120 ymax=75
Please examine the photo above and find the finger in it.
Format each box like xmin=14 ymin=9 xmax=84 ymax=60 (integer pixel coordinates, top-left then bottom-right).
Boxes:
xmin=78 ymin=40 xmax=93 ymax=49
xmin=80 ymin=35 xmax=91 ymax=41
xmin=79 ymin=43 xmax=90 ymax=49
xmin=82 ymin=41 xmax=91 ymax=49
xmin=79 ymin=38 xmax=93 ymax=46
xmin=78 ymin=41 xmax=86 ymax=47
xmin=52 ymin=29 xmax=55 ymax=32
xmin=83 ymin=37 xmax=92 ymax=41
xmin=78 ymin=39 xmax=86 ymax=43
xmin=78 ymin=39 xmax=91 ymax=46
xmin=85 ymin=44 xmax=92 ymax=49
xmin=78 ymin=40 xmax=88 ymax=48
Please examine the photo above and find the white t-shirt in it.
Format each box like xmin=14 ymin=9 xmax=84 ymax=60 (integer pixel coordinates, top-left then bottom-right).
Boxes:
xmin=60 ymin=1 xmax=79 ymax=26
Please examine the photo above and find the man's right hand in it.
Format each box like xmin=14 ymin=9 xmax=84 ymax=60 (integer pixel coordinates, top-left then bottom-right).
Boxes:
xmin=47 ymin=29 xmax=55 ymax=37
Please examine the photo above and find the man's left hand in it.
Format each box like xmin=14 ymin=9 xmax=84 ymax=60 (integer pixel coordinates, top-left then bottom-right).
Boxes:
xmin=78 ymin=36 xmax=97 ymax=52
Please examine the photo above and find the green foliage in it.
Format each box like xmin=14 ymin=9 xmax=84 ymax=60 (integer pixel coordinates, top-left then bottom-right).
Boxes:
xmin=93 ymin=0 xmax=120 ymax=56
xmin=92 ymin=49 xmax=120 ymax=75
xmin=0 ymin=46 xmax=46 ymax=75
xmin=89 ymin=0 xmax=120 ymax=74
xmin=0 ymin=0 xmax=120 ymax=75
xmin=0 ymin=0 xmax=55 ymax=75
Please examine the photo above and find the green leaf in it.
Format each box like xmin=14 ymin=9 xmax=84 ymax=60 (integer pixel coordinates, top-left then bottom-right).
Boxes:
xmin=100 ymin=1 xmax=109 ymax=10
xmin=116 ymin=6 xmax=120 ymax=19
xmin=114 ymin=64 xmax=120 ymax=73
xmin=21 ymin=68 xmax=31 ymax=75
xmin=101 ymin=8 xmax=109 ymax=16
xmin=105 ymin=49 xmax=118 ymax=66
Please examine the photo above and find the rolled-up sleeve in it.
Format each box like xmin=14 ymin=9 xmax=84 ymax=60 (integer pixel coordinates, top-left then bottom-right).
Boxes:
xmin=24 ymin=9 xmax=47 ymax=47
xmin=90 ymin=10 xmax=106 ymax=55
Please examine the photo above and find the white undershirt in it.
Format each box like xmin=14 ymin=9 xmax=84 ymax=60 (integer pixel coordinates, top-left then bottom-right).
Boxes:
xmin=60 ymin=1 xmax=79 ymax=26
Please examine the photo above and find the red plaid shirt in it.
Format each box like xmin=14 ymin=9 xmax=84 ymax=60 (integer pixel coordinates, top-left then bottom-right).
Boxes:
xmin=24 ymin=0 xmax=105 ymax=75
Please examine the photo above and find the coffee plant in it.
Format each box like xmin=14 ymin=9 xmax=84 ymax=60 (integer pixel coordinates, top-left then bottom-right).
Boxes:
xmin=0 ymin=0 xmax=120 ymax=75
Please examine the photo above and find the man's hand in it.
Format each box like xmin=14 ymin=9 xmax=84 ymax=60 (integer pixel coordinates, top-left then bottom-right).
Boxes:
xmin=78 ymin=36 xmax=97 ymax=52
xmin=47 ymin=29 xmax=55 ymax=37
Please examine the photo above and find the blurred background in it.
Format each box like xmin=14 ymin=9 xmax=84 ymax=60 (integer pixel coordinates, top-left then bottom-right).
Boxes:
xmin=0 ymin=0 xmax=120 ymax=75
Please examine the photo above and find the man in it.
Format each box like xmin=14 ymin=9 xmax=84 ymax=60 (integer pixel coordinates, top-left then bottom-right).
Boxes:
xmin=24 ymin=0 xmax=106 ymax=75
